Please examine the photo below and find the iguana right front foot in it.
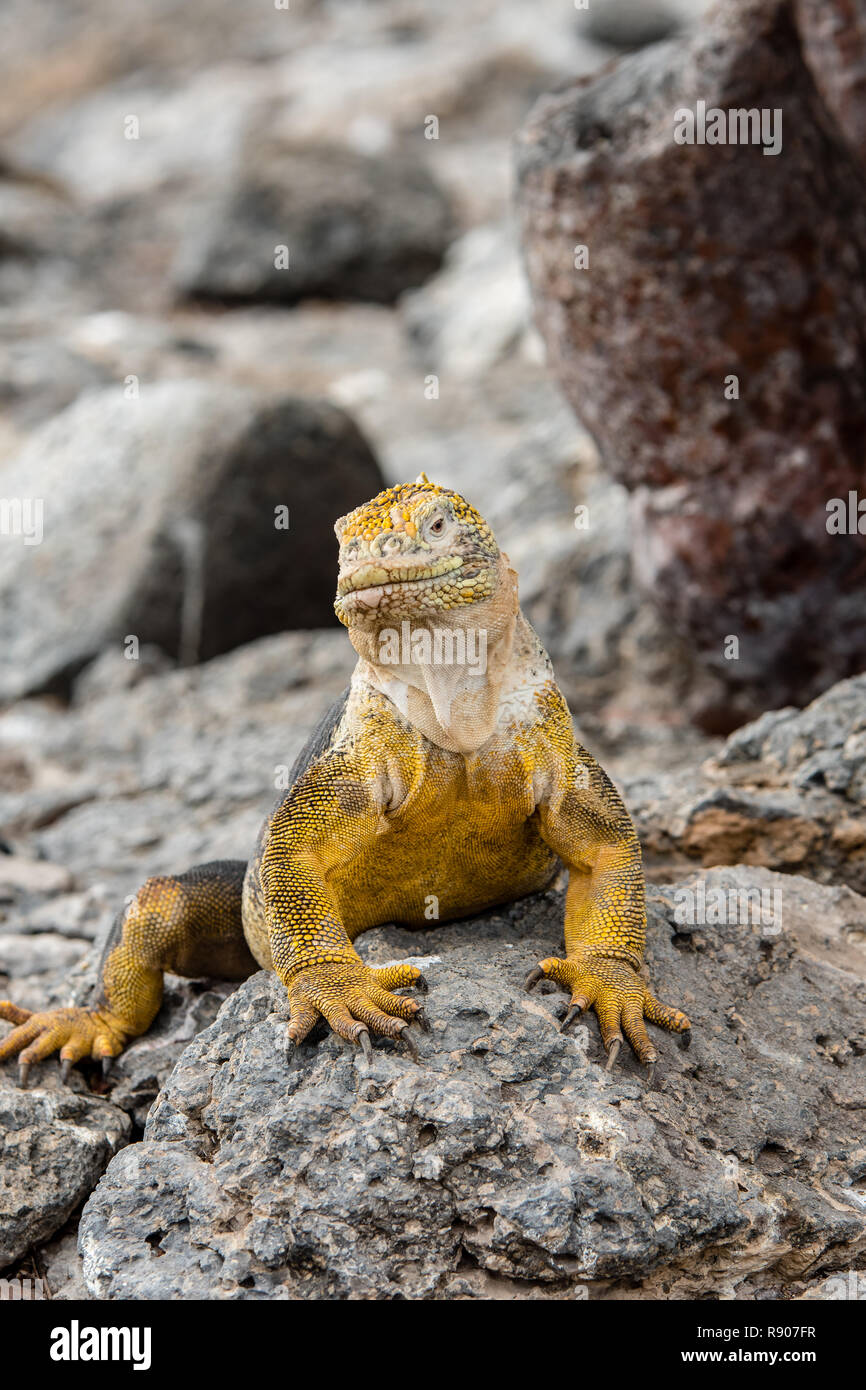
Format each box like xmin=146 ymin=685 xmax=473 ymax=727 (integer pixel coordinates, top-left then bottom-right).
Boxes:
xmin=283 ymin=959 xmax=430 ymax=1058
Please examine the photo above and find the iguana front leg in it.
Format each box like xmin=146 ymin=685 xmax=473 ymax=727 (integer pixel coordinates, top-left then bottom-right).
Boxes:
xmin=528 ymin=735 xmax=690 ymax=1072
xmin=261 ymin=755 xmax=428 ymax=1057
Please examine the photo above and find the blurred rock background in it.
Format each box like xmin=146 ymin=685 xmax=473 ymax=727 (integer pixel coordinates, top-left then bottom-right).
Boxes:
xmin=3 ymin=0 xmax=866 ymax=1302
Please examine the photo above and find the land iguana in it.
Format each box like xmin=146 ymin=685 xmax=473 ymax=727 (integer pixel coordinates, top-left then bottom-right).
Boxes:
xmin=0 ymin=477 xmax=690 ymax=1083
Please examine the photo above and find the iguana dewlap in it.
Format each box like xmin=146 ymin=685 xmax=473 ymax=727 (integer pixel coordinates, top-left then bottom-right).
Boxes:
xmin=0 ymin=477 xmax=690 ymax=1082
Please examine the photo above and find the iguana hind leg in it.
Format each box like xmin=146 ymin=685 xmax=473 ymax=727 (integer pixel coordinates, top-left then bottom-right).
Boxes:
xmin=0 ymin=859 xmax=257 ymax=1086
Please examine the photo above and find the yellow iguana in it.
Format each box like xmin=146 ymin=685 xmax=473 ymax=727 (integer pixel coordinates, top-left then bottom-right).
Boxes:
xmin=0 ymin=477 xmax=690 ymax=1083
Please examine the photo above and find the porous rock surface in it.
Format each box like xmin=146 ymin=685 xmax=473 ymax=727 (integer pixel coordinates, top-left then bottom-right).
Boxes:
xmin=0 ymin=1075 xmax=129 ymax=1269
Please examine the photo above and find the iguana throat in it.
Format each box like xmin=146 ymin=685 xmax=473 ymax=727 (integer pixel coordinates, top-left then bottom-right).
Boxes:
xmin=352 ymin=554 xmax=518 ymax=754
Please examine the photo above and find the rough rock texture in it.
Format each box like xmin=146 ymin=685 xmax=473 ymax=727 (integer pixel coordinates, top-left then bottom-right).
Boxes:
xmin=174 ymin=137 xmax=454 ymax=306
xmin=631 ymin=674 xmax=866 ymax=892
xmin=0 ymin=382 xmax=383 ymax=700
xmin=795 ymin=0 xmax=866 ymax=166
xmin=0 ymin=1075 xmax=129 ymax=1268
xmin=78 ymin=872 xmax=866 ymax=1300
xmin=106 ymin=981 xmax=239 ymax=1133
xmin=517 ymin=0 xmax=866 ymax=722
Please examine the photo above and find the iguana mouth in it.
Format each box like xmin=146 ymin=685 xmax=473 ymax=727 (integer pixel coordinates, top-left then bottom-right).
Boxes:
xmin=337 ymin=556 xmax=464 ymax=598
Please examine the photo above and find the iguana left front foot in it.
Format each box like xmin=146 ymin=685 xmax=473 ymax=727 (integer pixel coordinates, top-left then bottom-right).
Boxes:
xmin=0 ymin=1002 xmax=128 ymax=1086
xmin=525 ymin=953 xmax=690 ymax=1070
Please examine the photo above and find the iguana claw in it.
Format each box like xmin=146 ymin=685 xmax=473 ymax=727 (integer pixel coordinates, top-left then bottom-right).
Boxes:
xmin=397 ymin=1023 xmax=419 ymax=1060
xmin=561 ymin=1003 xmax=584 ymax=1032
xmin=0 ymin=1001 xmax=127 ymax=1087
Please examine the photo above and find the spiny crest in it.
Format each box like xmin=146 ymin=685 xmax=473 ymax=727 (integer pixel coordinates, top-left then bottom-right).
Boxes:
xmin=335 ymin=473 xmax=495 ymax=547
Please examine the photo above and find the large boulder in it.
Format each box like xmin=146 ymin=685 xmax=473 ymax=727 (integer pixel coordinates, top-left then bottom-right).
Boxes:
xmin=0 ymin=382 xmax=384 ymax=701
xmin=78 ymin=872 xmax=866 ymax=1299
xmin=174 ymin=137 xmax=455 ymax=307
xmin=516 ymin=0 xmax=866 ymax=720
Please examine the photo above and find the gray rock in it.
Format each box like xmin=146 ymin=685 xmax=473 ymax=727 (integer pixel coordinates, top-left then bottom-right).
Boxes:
xmin=79 ymin=872 xmax=866 ymax=1299
xmin=0 ymin=1074 xmax=129 ymax=1269
xmin=0 ymin=631 xmax=352 ymax=894
xmin=576 ymin=0 xmax=683 ymax=51
xmin=0 ymin=335 xmax=111 ymax=430
xmin=0 ymin=381 xmax=384 ymax=701
xmin=174 ymin=138 xmax=454 ymax=307
xmin=632 ymin=674 xmax=866 ymax=894
xmin=2 ymin=885 xmax=113 ymax=941
xmin=0 ymin=932 xmax=89 ymax=979
xmin=0 ymin=856 xmax=72 ymax=895
xmin=72 ymin=645 xmax=175 ymax=704
xmin=37 ymin=1223 xmax=92 ymax=1300
xmin=107 ymin=980 xmax=239 ymax=1132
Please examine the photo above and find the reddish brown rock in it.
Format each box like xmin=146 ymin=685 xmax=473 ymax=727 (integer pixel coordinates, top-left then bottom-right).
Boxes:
xmin=516 ymin=0 xmax=866 ymax=725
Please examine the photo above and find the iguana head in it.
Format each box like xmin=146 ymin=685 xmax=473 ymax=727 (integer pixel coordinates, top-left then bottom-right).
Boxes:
xmin=334 ymin=475 xmax=501 ymax=629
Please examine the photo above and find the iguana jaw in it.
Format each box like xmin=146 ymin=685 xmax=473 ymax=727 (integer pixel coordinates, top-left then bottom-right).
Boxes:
xmin=335 ymin=555 xmax=495 ymax=620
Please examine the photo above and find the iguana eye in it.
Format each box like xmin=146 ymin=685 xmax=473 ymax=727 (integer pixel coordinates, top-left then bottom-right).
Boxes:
xmin=429 ymin=517 xmax=445 ymax=535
